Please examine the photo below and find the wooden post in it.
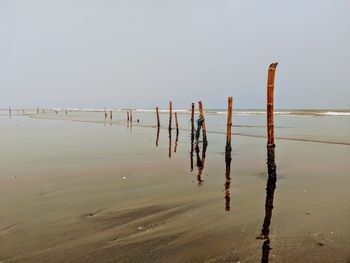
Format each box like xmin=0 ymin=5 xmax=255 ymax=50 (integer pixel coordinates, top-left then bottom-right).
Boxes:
xmin=130 ymin=110 xmax=133 ymax=123
xmin=156 ymin=107 xmax=160 ymax=127
xmin=104 ymin=107 xmax=107 ymax=119
xmin=110 ymin=110 xmax=112 ymax=120
xmin=226 ymin=97 xmax=233 ymax=144
xmin=175 ymin=112 xmax=179 ymax=134
xmin=127 ymin=111 xmax=130 ymax=122
xmin=267 ymin=63 xmax=278 ymax=146
xmin=168 ymin=101 xmax=172 ymax=130
xmin=9 ymin=106 xmax=11 ymax=115
xmin=198 ymin=101 xmax=207 ymax=143
xmin=37 ymin=107 xmax=39 ymax=115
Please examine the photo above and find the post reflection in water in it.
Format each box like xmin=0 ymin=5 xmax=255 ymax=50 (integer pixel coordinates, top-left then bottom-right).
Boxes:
xmin=174 ymin=130 xmax=179 ymax=153
xmin=195 ymin=142 xmax=207 ymax=185
xmin=168 ymin=128 xmax=172 ymax=159
xmin=224 ymin=140 xmax=232 ymax=211
xmin=257 ymin=145 xmax=277 ymax=263
xmin=156 ymin=127 xmax=160 ymax=147
xmin=190 ymin=122 xmax=195 ymax=172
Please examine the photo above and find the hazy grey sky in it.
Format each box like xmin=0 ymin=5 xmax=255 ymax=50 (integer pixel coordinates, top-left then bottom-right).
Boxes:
xmin=1 ymin=0 xmax=349 ymax=109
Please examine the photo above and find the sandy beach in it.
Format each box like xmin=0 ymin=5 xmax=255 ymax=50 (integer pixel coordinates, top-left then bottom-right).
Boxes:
xmin=1 ymin=111 xmax=349 ymax=262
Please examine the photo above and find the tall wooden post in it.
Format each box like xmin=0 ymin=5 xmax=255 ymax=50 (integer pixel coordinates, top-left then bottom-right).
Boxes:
xmin=198 ymin=101 xmax=207 ymax=143
xmin=168 ymin=101 xmax=172 ymax=130
xmin=130 ymin=110 xmax=133 ymax=123
xmin=226 ymin=97 xmax=233 ymax=144
xmin=156 ymin=107 xmax=160 ymax=127
xmin=127 ymin=111 xmax=130 ymax=122
xmin=267 ymin=63 xmax=278 ymax=146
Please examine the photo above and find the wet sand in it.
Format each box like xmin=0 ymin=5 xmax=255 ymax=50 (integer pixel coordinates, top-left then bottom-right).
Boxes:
xmin=1 ymin=114 xmax=350 ymax=262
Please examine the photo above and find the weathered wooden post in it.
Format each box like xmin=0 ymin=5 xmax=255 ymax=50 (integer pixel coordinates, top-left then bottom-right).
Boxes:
xmin=267 ymin=63 xmax=278 ymax=147
xmin=168 ymin=101 xmax=172 ymax=130
xmin=104 ymin=107 xmax=107 ymax=119
xmin=110 ymin=110 xmax=112 ymax=120
xmin=226 ymin=97 xmax=233 ymax=144
xmin=156 ymin=107 xmax=160 ymax=127
xmin=127 ymin=111 xmax=130 ymax=122
xmin=9 ymin=106 xmax=11 ymax=115
xmin=198 ymin=101 xmax=207 ymax=143
xmin=130 ymin=110 xmax=133 ymax=123
xmin=224 ymin=96 xmax=233 ymax=211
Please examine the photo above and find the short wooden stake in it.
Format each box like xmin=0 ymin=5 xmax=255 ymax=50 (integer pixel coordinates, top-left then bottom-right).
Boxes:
xmin=168 ymin=101 xmax=172 ymax=130
xmin=156 ymin=107 xmax=160 ymax=127
xmin=198 ymin=101 xmax=207 ymax=143
xmin=267 ymin=62 xmax=278 ymax=146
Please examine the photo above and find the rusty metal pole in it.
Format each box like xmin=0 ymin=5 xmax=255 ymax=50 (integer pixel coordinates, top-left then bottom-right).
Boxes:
xmin=267 ymin=63 xmax=278 ymax=146
xmin=156 ymin=107 xmax=160 ymax=127
xmin=198 ymin=101 xmax=207 ymax=143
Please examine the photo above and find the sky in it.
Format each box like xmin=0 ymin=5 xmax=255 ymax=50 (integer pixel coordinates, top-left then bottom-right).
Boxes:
xmin=1 ymin=0 xmax=349 ymax=109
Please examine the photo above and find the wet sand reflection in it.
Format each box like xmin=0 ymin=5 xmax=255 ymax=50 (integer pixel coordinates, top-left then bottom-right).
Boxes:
xmin=168 ymin=128 xmax=172 ymax=159
xmin=156 ymin=127 xmax=160 ymax=147
xmin=257 ymin=145 xmax=277 ymax=263
xmin=195 ymin=142 xmax=207 ymax=185
xmin=224 ymin=141 xmax=232 ymax=211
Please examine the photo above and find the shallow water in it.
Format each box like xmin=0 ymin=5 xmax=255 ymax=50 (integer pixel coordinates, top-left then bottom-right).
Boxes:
xmin=0 ymin=113 xmax=349 ymax=262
